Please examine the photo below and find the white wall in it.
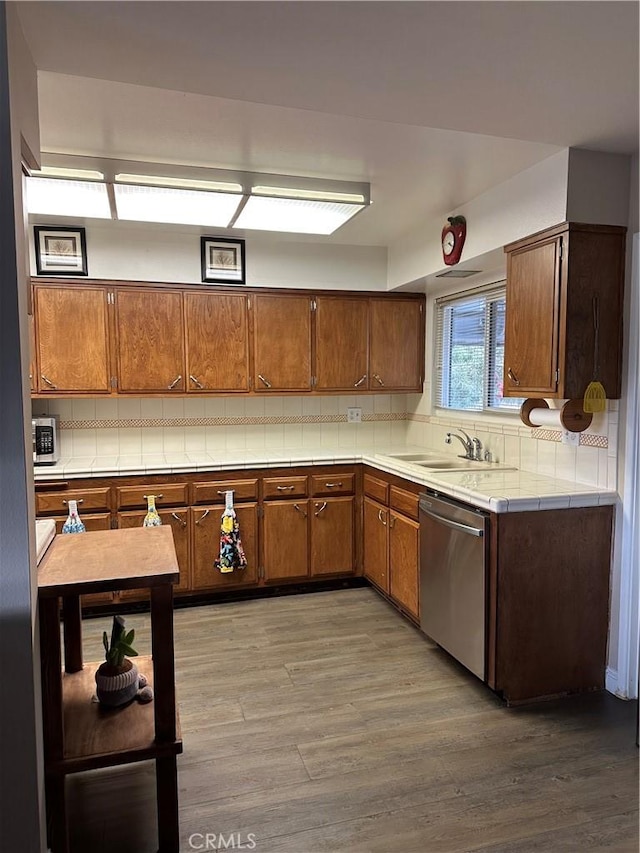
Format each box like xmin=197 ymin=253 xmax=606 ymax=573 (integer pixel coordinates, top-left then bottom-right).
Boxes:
xmin=29 ymin=217 xmax=389 ymax=290
xmin=0 ymin=4 xmax=45 ymax=850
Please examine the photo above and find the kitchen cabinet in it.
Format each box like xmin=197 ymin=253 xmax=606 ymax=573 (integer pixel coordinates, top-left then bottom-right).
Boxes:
xmin=503 ymin=222 xmax=626 ymax=399
xmin=184 ymin=292 xmax=250 ymax=392
xmin=191 ymin=502 xmax=258 ymax=591
xmin=388 ymin=511 xmax=419 ymax=619
xmin=115 ymin=288 xmax=185 ymax=393
xmin=363 ymin=497 xmax=389 ymax=593
xmin=34 ymin=285 xmax=111 ymax=394
xmin=253 ymin=294 xmax=312 ymax=392
xmin=315 ymin=296 xmax=368 ymax=391
xmin=262 ymin=499 xmax=310 ymax=580
xmin=116 ymin=509 xmax=190 ymax=597
xmin=310 ymin=496 xmax=355 ymax=576
xmin=369 ymin=298 xmax=423 ymax=391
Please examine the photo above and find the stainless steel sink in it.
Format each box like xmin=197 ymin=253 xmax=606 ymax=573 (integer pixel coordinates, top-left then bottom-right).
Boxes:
xmin=387 ymin=452 xmax=440 ymax=462
xmin=416 ymin=459 xmax=517 ymax=473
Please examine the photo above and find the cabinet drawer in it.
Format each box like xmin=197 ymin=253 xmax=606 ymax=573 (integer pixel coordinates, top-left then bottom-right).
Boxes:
xmin=192 ymin=479 xmax=258 ymax=504
xmin=263 ymin=476 xmax=308 ymax=500
xmin=364 ymin=474 xmax=388 ymax=504
xmin=311 ymin=474 xmax=355 ymax=496
xmin=389 ymin=486 xmax=419 ymax=521
xmin=36 ymin=487 xmax=111 ymax=516
xmin=116 ymin=483 xmax=188 ymax=509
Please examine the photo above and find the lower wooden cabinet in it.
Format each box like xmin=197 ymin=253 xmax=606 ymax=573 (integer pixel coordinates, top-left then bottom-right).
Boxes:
xmin=191 ymin=503 xmax=259 ymax=591
xmin=310 ymin=496 xmax=355 ymax=576
xmin=263 ymin=499 xmax=310 ymax=581
xmin=116 ymin=509 xmax=190 ymax=598
xmin=389 ymin=510 xmax=419 ymax=619
xmin=363 ymin=497 xmax=389 ymax=593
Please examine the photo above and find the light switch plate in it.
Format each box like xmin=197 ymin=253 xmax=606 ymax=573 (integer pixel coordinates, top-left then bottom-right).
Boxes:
xmin=561 ymin=429 xmax=580 ymax=446
xmin=347 ymin=407 xmax=362 ymax=423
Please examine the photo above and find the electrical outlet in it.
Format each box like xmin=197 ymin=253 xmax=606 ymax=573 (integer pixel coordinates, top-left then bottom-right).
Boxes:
xmin=347 ymin=407 xmax=362 ymax=423
xmin=561 ymin=429 xmax=580 ymax=446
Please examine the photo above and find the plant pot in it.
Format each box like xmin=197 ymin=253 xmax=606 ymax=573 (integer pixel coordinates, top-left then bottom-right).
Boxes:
xmin=95 ymin=659 xmax=139 ymax=708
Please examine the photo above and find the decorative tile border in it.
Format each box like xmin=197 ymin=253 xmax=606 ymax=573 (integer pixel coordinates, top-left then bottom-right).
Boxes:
xmin=59 ymin=412 xmax=408 ymax=430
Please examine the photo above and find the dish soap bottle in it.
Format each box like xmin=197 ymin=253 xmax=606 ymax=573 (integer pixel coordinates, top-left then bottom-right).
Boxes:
xmin=61 ymin=499 xmax=86 ymax=534
xmin=143 ymin=494 xmax=162 ymax=527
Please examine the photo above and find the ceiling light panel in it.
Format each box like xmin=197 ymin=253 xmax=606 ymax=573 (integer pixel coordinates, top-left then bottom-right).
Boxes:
xmin=113 ymin=183 xmax=242 ymax=227
xmin=252 ymin=185 xmax=366 ymax=203
xmin=234 ymin=196 xmax=365 ymax=235
xmin=26 ymin=177 xmax=112 ymax=218
xmin=115 ymin=173 xmax=242 ymax=192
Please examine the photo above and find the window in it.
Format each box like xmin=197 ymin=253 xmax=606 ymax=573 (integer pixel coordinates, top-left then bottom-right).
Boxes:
xmin=435 ymin=284 xmax=523 ymax=412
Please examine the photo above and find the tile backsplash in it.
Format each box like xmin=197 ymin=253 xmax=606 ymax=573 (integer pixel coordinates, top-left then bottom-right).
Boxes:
xmin=34 ymin=391 xmax=618 ymax=490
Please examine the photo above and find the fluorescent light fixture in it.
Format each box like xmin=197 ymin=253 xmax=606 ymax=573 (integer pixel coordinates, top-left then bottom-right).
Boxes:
xmin=113 ymin=183 xmax=243 ymax=226
xmin=234 ymin=196 xmax=366 ymax=235
xmin=26 ymin=177 xmax=112 ymax=218
xmin=34 ymin=166 xmax=105 ymax=180
xmin=115 ymin=173 xmax=242 ymax=192
xmin=252 ymin=185 xmax=366 ymax=204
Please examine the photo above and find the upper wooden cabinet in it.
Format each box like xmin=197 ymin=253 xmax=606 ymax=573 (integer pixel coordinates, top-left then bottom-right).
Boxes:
xmin=34 ymin=285 xmax=111 ymax=394
xmin=252 ymin=294 xmax=312 ymax=392
xmin=315 ymin=296 xmax=368 ymax=391
xmin=184 ymin=292 xmax=249 ymax=392
xmin=503 ymin=222 xmax=626 ymax=399
xmin=369 ymin=298 xmax=424 ymax=391
xmin=115 ymin=289 xmax=185 ymax=393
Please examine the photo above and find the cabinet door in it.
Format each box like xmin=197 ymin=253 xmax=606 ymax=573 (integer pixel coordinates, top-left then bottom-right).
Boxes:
xmin=191 ymin=503 xmax=258 ymax=591
xmin=369 ymin=299 xmax=423 ymax=391
xmin=504 ymin=237 xmax=561 ymax=396
xmin=185 ymin=292 xmax=250 ymax=392
xmin=389 ymin=511 xmax=419 ymax=619
xmin=263 ymin=500 xmax=309 ymax=581
xmin=116 ymin=509 xmax=190 ymax=597
xmin=363 ymin=497 xmax=389 ymax=593
xmin=115 ymin=289 xmax=185 ymax=393
xmin=34 ymin=285 xmax=111 ymax=393
xmin=315 ymin=297 xmax=368 ymax=391
xmin=253 ymin=294 xmax=312 ymax=391
xmin=50 ymin=513 xmax=115 ymax=606
xmin=310 ymin=496 xmax=354 ymax=576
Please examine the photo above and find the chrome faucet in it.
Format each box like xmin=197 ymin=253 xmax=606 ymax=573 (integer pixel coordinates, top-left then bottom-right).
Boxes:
xmin=445 ymin=430 xmax=475 ymax=460
xmin=472 ymin=437 xmax=483 ymax=461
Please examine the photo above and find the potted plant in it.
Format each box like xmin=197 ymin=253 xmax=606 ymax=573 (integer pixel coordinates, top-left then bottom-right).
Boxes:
xmin=95 ymin=615 xmax=140 ymax=708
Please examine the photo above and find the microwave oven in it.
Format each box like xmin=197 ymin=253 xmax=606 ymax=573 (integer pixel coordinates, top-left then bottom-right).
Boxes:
xmin=32 ymin=416 xmax=59 ymax=465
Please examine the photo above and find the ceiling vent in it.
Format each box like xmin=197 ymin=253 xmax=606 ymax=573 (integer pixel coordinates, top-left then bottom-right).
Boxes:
xmin=435 ymin=269 xmax=482 ymax=278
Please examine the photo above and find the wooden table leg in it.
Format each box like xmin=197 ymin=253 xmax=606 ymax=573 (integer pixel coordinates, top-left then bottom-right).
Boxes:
xmin=150 ymin=584 xmax=176 ymax=742
xmin=156 ymin=755 xmax=179 ymax=852
xmin=62 ymin=594 xmax=82 ymax=674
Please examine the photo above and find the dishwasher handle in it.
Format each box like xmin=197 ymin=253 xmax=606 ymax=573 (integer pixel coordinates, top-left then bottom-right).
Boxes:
xmin=420 ymin=506 xmax=484 ymax=537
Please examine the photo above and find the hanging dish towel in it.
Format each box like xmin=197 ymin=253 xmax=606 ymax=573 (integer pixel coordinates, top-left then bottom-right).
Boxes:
xmin=143 ymin=495 xmax=162 ymax=527
xmin=61 ymin=499 xmax=86 ymax=534
xmin=214 ymin=491 xmax=247 ymax=574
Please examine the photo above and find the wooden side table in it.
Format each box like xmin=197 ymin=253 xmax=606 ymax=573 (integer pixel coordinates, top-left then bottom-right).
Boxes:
xmin=37 ymin=526 xmax=183 ymax=853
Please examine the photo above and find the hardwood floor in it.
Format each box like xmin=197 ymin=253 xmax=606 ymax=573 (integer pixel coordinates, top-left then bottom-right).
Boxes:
xmin=66 ymin=588 xmax=638 ymax=852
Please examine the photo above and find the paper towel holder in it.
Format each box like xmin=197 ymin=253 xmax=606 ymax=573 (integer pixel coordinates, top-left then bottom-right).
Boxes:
xmin=520 ymin=398 xmax=593 ymax=433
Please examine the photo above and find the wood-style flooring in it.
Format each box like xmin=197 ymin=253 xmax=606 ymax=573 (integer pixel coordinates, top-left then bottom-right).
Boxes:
xmin=67 ymin=588 xmax=639 ymax=852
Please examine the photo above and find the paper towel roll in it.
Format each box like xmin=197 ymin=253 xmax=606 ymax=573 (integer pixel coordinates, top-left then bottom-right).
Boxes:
xmin=528 ymin=407 xmax=562 ymax=427
xmin=520 ymin=398 xmax=593 ymax=432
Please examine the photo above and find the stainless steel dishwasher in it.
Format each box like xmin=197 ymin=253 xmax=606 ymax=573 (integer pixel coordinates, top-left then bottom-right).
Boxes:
xmin=419 ymin=491 xmax=488 ymax=680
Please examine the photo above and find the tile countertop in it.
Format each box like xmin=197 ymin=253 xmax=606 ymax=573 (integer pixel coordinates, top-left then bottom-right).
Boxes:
xmin=33 ymin=446 xmax=617 ymax=514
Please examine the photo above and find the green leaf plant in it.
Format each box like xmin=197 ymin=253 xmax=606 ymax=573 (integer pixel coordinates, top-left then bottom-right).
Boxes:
xmin=102 ymin=615 xmax=139 ymax=668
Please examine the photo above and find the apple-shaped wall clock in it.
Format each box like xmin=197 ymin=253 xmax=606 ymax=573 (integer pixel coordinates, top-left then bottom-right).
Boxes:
xmin=441 ymin=215 xmax=467 ymax=266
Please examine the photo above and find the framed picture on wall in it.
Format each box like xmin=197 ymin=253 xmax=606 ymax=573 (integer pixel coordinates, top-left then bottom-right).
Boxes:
xmin=34 ymin=226 xmax=88 ymax=276
xmin=201 ymin=236 xmax=246 ymax=284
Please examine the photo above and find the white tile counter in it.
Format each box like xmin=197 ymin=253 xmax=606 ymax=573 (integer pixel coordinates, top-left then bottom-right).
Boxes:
xmin=33 ymin=446 xmax=617 ymax=513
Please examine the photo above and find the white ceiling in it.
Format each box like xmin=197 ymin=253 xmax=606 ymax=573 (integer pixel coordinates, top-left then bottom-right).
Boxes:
xmin=16 ymin=1 xmax=639 ymax=246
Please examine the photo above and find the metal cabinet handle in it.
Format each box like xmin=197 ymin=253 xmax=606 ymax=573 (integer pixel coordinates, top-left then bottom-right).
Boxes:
xmin=373 ymin=374 xmax=385 ymax=386
xmin=258 ymin=374 xmax=272 ymax=388
xmin=354 ymin=374 xmax=367 ymax=387
xmin=293 ymin=503 xmax=307 ymax=518
xmin=378 ymin=508 xmax=387 ymax=526
xmin=314 ymin=501 xmax=327 ymax=516
xmin=167 ymin=375 xmax=182 ymax=390
xmin=195 ymin=509 xmax=210 ymax=525
xmin=62 ymin=499 xmax=84 ymax=505
xmin=216 ymin=490 xmax=236 ymax=496
xmin=507 ymin=368 xmax=520 ymax=386
xmin=143 ymin=493 xmax=164 ymax=500
xmin=171 ymin=512 xmax=187 ymax=528
xmin=189 ymin=374 xmax=204 ymax=389
xmin=324 ymin=482 xmax=343 ymax=488
xmin=276 ymin=485 xmax=295 ymax=491
xmin=41 ymin=374 xmax=58 ymax=389
xmin=389 ymin=515 xmax=396 ymax=529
